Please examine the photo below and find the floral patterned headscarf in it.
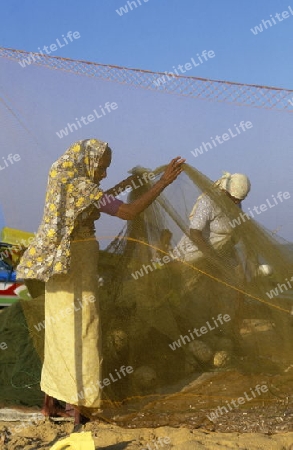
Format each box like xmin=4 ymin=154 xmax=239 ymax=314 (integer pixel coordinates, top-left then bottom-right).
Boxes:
xmin=17 ymin=139 xmax=108 ymax=282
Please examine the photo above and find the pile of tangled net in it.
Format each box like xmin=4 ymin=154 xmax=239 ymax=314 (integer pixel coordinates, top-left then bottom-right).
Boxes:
xmin=1 ymin=163 xmax=292 ymax=419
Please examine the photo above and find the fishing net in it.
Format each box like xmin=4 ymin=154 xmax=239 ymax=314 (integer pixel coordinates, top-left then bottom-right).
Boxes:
xmin=0 ymin=48 xmax=292 ymax=429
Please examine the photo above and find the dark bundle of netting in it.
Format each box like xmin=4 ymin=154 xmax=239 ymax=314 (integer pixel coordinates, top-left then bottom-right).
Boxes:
xmin=94 ymin=164 xmax=293 ymax=420
xmin=0 ymin=299 xmax=43 ymax=407
xmin=1 ymin=163 xmax=293 ymax=426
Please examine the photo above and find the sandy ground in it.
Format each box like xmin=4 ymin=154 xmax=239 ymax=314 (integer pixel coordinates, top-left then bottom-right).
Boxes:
xmin=1 ymin=308 xmax=293 ymax=449
xmin=1 ymin=369 xmax=293 ymax=449
xmin=1 ymin=417 xmax=293 ymax=450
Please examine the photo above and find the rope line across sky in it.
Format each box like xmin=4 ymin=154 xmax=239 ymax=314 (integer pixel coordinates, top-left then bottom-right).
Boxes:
xmin=1 ymin=47 xmax=293 ymax=112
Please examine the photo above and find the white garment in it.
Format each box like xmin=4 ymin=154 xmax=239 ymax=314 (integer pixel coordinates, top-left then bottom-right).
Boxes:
xmin=174 ymin=194 xmax=234 ymax=262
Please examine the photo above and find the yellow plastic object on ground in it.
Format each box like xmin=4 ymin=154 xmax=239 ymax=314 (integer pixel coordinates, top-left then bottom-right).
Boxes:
xmin=50 ymin=432 xmax=95 ymax=450
xmin=0 ymin=226 xmax=34 ymax=246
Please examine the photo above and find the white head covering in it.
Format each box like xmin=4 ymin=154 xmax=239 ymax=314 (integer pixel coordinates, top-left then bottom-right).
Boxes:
xmin=215 ymin=172 xmax=251 ymax=200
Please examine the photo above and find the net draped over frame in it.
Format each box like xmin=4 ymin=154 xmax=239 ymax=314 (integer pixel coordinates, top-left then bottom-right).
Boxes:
xmin=0 ymin=49 xmax=292 ymax=429
xmin=1 ymin=162 xmax=293 ymax=427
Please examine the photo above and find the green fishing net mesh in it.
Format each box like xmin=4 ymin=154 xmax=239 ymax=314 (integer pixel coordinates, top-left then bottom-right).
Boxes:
xmin=1 ymin=165 xmax=292 ymax=423
xmin=0 ymin=48 xmax=292 ymax=426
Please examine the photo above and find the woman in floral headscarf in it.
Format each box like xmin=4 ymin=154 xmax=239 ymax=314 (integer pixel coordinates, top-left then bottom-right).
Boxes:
xmin=17 ymin=138 xmax=185 ymax=424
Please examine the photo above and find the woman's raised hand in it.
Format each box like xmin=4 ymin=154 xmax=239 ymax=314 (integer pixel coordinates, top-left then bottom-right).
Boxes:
xmin=159 ymin=157 xmax=186 ymax=187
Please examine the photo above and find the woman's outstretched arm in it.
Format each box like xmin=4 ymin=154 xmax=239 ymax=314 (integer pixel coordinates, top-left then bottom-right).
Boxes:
xmin=103 ymin=175 xmax=138 ymax=198
xmin=115 ymin=157 xmax=185 ymax=220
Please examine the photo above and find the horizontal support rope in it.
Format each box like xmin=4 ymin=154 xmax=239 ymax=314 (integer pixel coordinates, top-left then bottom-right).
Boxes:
xmin=1 ymin=47 xmax=293 ymax=112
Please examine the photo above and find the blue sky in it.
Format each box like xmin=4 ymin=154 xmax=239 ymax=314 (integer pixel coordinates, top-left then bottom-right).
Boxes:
xmin=2 ymin=0 xmax=293 ymax=88
xmin=0 ymin=0 xmax=293 ymax=243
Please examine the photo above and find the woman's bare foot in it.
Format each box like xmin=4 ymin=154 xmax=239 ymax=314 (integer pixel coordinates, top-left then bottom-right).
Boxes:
xmin=65 ymin=403 xmax=75 ymax=417
xmin=41 ymin=394 xmax=70 ymax=418
xmin=41 ymin=395 xmax=90 ymax=424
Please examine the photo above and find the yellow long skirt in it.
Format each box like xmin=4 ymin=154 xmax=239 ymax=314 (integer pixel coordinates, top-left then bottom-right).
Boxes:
xmin=40 ymin=239 xmax=102 ymax=408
